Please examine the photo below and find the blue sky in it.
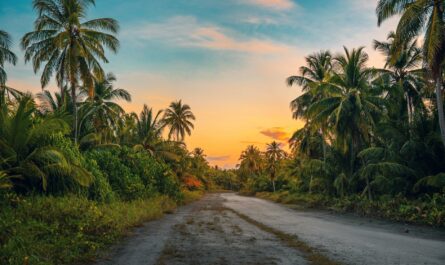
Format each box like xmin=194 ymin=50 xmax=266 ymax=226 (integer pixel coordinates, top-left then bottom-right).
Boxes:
xmin=0 ymin=0 xmax=398 ymax=168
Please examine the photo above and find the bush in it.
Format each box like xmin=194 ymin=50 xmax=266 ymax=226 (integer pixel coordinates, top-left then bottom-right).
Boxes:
xmin=255 ymin=191 xmax=445 ymax=227
xmin=85 ymin=147 xmax=181 ymax=201
xmin=0 ymin=195 xmax=176 ymax=265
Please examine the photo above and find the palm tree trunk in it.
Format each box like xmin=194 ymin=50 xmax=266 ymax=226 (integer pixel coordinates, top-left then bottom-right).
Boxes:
xmin=71 ymin=82 xmax=78 ymax=144
xmin=406 ymin=93 xmax=412 ymax=125
xmin=365 ymin=175 xmax=372 ymax=201
xmin=435 ymin=77 xmax=445 ymax=148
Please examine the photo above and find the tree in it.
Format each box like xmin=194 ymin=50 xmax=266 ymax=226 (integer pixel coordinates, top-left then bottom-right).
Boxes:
xmin=22 ymin=0 xmax=119 ymax=143
xmin=0 ymin=94 xmax=92 ymax=192
xmin=136 ymin=104 xmax=164 ymax=144
xmin=0 ymin=30 xmax=17 ymax=86
xmin=308 ymin=47 xmax=383 ymax=178
xmin=377 ymin=0 xmax=445 ymax=147
xmin=239 ymin=145 xmax=263 ymax=176
xmin=163 ymin=100 xmax=195 ymax=141
xmin=37 ymin=89 xmax=72 ymax=117
xmin=80 ymin=73 xmax=131 ymax=136
xmin=373 ymin=31 xmax=424 ymax=125
xmin=265 ymin=141 xmax=286 ymax=192
xmin=287 ymin=51 xmax=333 ymax=161
xmin=287 ymin=50 xmax=333 ymax=122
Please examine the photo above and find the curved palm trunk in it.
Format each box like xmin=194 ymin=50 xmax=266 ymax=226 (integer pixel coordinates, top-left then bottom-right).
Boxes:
xmin=435 ymin=76 xmax=445 ymax=148
xmin=71 ymin=82 xmax=78 ymax=144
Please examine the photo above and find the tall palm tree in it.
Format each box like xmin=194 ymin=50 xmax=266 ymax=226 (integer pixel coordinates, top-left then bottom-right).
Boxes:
xmin=308 ymin=47 xmax=383 ymax=177
xmin=163 ymin=100 xmax=195 ymax=141
xmin=374 ymin=31 xmax=425 ymax=125
xmin=265 ymin=141 xmax=286 ymax=192
xmin=80 ymin=73 xmax=131 ymax=135
xmin=287 ymin=51 xmax=333 ymax=121
xmin=0 ymin=30 xmax=19 ymax=103
xmin=377 ymin=0 xmax=445 ymax=147
xmin=0 ymin=30 xmax=17 ymax=86
xmin=22 ymin=0 xmax=119 ymax=143
xmin=287 ymin=51 xmax=333 ymax=161
xmin=239 ymin=145 xmax=263 ymax=176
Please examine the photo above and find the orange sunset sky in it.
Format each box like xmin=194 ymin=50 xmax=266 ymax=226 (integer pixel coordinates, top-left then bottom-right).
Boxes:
xmin=1 ymin=0 xmax=398 ymax=168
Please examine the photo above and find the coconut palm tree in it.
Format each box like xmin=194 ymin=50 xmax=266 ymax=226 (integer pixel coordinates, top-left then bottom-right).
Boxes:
xmin=239 ymin=145 xmax=263 ymax=176
xmin=37 ymin=89 xmax=72 ymax=116
xmin=22 ymin=0 xmax=119 ymax=143
xmin=79 ymin=73 xmax=131 ymax=135
xmin=0 ymin=30 xmax=20 ymax=103
xmin=308 ymin=47 xmax=384 ymax=177
xmin=136 ymin=104 xmax=164 ymax=144
xmin=287 ymin=51 xmax=333 ymax=121
xmin=0 ymin=30 xmax=17 ymax=86
xmin=163 ymin=100 xmax=195 ymax=141
xmin=377 ymin=0 xmax=445 ymax=147
xmin=265 ymin=141 xmax=286 ymax=192
xmin=373 ymin=31 xmax=425 ymax=125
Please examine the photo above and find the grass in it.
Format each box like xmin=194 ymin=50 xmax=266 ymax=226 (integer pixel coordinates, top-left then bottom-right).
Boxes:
xmin=180 ymin=189 xmax=205 ymax=204
xmin=0 ymin=191 xmax=205 ymax=265
xmin=254 ymin=191 xmax=445 ymax=227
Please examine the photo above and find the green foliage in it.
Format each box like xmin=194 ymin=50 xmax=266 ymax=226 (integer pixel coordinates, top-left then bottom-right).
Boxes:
xmin=85 ymin=147 xmax=181 ymax=200
xmin=0 ymin=195 xmax=176 ymax=265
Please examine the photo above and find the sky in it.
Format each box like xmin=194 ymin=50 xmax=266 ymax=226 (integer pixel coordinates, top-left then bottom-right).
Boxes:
xmin=0 ymin=0 xmax=399 ymax=168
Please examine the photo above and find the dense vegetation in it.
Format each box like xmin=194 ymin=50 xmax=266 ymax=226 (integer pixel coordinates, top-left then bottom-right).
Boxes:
xmin=0 ymin=1 xmax=226 ymax=264
xmin=236 ymin=0 xmax=445 ymax=227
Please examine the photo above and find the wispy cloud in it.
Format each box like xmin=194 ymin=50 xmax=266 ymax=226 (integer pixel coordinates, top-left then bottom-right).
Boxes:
xmin=260 ymin=127 xmax=290 ymax=141
xmin=243 ymin=0 xmax=295 ymax=10
xmin=125 ymin=16 xmax=289 ymax=54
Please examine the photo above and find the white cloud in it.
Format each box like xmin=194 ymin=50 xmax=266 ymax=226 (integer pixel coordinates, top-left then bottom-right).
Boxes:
xmin=125 ymin=16 xmax=290 ymax=54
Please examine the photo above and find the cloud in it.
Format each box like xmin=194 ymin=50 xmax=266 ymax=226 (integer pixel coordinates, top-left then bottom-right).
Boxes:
xmin=207 ymin=155 xmax=231 ymax=162
xmin=243 ymin=0 xmax=295 ymax=10
xmin=125 ymin=16 xmax=289 ymax=54
xmin=260 ymin=127 xmax=290 ymax=141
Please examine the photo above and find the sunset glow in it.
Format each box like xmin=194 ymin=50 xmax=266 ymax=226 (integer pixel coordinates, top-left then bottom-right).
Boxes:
xmin=1 ymin=0 xmax=397 ymax=167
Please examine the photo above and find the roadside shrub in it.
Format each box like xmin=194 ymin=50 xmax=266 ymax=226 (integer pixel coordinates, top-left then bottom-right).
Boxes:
xmin=85 ymin=147 xmax=181 ymax=201
xmin=0 ymin=195 xmax=176 ymax=265
xmin=85 ymin=149 xmax=146 ymax=200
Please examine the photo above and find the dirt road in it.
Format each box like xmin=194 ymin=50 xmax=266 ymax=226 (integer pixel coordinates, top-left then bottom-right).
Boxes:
xmin=95 ymin=193 xmax=445 ymax=265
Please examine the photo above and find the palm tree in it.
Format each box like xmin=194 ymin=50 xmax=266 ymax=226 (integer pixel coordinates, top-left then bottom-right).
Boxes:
xmin=239 ymin=145 xmax=263 ymax=176
xmin=0 ymin=30 xmax=19 ymax=103
xmin=0 ymin=30 xmax=17 ymax=86
xmin=163 ymin=100 xmax=195 ymax=141
xmin=265 ymin=141 xmax=286 ymax=192
xmin=79 ymin=73 xmax=131 ymax=136
xmin=373 ymin=31 xmax=425 ymax=125
xmin=377 ymin=0 xmax=445 ymax=147
xmin=22 ymin=0 xmax=119 ymax=143
xmin=287 ymin=51 xmax=333 ymax=121
xmin=0 ymin=94 xmax=92 ymax=192
xmin=287 ymin=51 xmax=332 ymax=161
xmin=136 ymin=104 xmax=164 ymax=144
xmin=37 ymin=89 xmax=72 ymax=116
xmin=308 ymin=47 xmax=383 ymax=177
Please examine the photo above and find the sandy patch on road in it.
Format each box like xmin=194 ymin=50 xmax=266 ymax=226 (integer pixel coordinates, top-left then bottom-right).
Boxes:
xmin=156 ymin=195 xmax=308 ymax=265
